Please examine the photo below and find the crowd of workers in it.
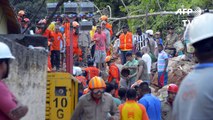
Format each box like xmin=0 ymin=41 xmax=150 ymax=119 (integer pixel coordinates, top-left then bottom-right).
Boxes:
xmin=0 ymin=8 xmax=213 ymax=120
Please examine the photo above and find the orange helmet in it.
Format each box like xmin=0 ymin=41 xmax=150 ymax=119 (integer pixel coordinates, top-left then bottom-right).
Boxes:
xmin=72 ymin=21 xmax=79 ymax=27
xmin=105 ymin=56 xmax=112 ymax=62
xmin=168 ymin=84 xmax=179 ymax=93
xmin=88 ymin=76 xmax=106 ymax=89
xmin=83 ymin=88 xmax=90 ymax=94
xmin=131 ymin=80 xmax=143 ymax=88
xmin=100 ymin=15 xmax=108 ymax=21
xmin=18 ymin=10 xmax=25 ymax=16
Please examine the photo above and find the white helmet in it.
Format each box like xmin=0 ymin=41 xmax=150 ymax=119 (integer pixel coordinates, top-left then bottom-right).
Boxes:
xmin=146 ymin=30 xmax=153 ymax=36
xmin=189 ymin=13 xmax=213 ymax=44
xmin=0 ymin=42 xmax=15 ymax=59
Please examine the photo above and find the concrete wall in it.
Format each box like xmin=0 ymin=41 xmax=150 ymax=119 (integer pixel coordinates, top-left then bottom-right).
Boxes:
xmin=0 ymin=35 xmax=47 ymax=120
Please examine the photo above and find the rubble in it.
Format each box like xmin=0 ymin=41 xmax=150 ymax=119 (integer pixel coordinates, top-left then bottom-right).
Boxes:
xmin=151 ymin=55 xmax=196 ymax=88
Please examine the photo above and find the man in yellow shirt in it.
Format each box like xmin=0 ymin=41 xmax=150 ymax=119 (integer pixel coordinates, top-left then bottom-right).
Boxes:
xmin=119 ymin=88 xmax=149 ymax=120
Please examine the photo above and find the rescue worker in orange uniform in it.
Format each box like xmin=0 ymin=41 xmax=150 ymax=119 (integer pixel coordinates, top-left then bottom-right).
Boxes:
xmin=100 ymin=15 xmax=113 ymax=37
xmin=71 ymin=76 xmax=120 ymax=120
xmin=106 ymin=56 xmax=120 ymax=97
xmin=161 ymin=84 xmax=178 ymax=120
xmin=119 ymin=25 xmax=134 ymax=64
xmin=83 ymin=60 xmax=100 ymax=81
xmin=35 ymin=19 xmax=54 ymax=71
xmin=119 ymin=88 xmax=149 ymax=120
xmin=72 ymin=21 xmax=82 ymax=61
xmin=51 ymin=26 xmax=64 ymax=71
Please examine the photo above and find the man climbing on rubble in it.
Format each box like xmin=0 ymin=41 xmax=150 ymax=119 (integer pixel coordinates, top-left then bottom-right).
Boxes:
xmin=161 ymin=84 xmax=178 ymax=120
xmin=0 ymin=42 xmax=28 ymax=120
xmin=119 ymin=88 xmax=149 ymax=120
xmin=71 ymin=76 xmax=120 ymax=120
xmin=172 ymin=13 xmax=213 ymax=120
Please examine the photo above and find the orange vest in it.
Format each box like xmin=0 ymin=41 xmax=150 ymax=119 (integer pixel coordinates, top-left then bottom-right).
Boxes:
xmin=72 ymin=30 xmax=79 ymax=49
xmin=84 ymin=67 xmax=100 ymax=80
xmin=106 ymin=23 xmax=113 ymax=36
xmin=119 ymin=32 xmax=133 ymax=51
xmin=108 ymin=63 xmax=120 ymax=84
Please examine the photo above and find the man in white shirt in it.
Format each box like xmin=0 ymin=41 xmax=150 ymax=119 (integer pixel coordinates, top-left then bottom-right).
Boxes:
xmin=141 ymin=46 xmax=152 ymax=80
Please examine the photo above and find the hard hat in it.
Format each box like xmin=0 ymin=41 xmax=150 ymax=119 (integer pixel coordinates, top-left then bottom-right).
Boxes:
xmin=0 ymin=42 xmax=15 ymax=59
xmin=146 ymin=30 xmax=153 ymax=35
xmin=72 ymin=21 xmax=79 ymax=27
xmin=88 ymin=76 xmax=106 ymax=89
xmin=131 ymin=80 xmax=143 ymax=88
xmin=18 ymin=10 xmax=25 ymax=16
xmin=168 ymin=84 xmax=179 ymax=93
xmin=38 ymin=19 xmax=46 ymax=24
xmin=100 ymin=15 xmax=108 ymax=21
xmin=189 ymin=13 xmax=213 ymax=44
xmin=24 ymin=18 xmax=30 ymax=23
xmin=105 ymin=56 xmax=112 ymax=62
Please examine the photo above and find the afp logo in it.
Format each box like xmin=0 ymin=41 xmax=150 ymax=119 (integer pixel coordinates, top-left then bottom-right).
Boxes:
xmin=175 ymin=7 xmax=202 ymax=17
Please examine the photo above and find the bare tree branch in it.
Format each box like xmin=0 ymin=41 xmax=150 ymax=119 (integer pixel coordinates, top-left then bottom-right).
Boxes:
xmin=120 ymin=0 xmax=130 ymax=15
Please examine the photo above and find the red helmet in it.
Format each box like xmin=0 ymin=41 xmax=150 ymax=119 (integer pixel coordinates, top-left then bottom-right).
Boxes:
xmin=168 ymin=84 xmax=179 ymax=93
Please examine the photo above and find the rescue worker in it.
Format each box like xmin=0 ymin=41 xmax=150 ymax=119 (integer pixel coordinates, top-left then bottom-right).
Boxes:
xmin=17 ymin=10 xmax=25 ymax=24
xmin=0 ymin=42 xmax=28 ymax=119
xmin=119 ymin=88 xmax=149 ymax=120
xmin=51 ymin=26 xmax=64 ymax=71
xmin=172 ymin=13 xmax=213 ymax=120
xmin=83 ymin=60 xmax=100 ymax=81
xmin=165 ymin=26 xmax=178 ymax=57
xmin=100 ymin=15 xmax=113 ymax=37
xmin=72 ymin=21 xmax=81 ymax=62
xmin=90 ymin=18 xmax=97 ymax=59
xmin=106 ymin=55 xmax=120 ymax=97
xmin=35 ymin=19 xmax=54 ymax=71
xmin=71 ymin=76 xmax=120 ymax=120
xmin=138 ymin=82 xmax=161 ymax=120
xmin=119 ymin=25 xmax=134 ymax=64
xmin=161 ymin=84 xmax=178 ymax=120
